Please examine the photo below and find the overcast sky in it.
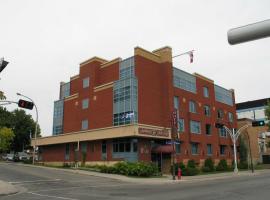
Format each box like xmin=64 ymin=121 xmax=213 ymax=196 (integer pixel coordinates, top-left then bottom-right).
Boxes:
xmin=0 ymin=0 xmax=269 ymax=136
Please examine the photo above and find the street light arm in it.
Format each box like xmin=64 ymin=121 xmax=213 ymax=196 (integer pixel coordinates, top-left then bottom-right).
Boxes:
xmin=235 ymin=124 xmax=250 ymax=140
xmin=223 ymin=126 xmax=233 ymax=139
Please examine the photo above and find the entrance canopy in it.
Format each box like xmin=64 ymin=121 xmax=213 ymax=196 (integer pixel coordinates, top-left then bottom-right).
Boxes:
xmin=152 ymin=144 xmax=175 ymax=153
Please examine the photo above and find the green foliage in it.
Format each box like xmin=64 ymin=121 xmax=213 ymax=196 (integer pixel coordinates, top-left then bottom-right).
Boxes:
xmin=238 ymin=161 xmax=248 ymax=169
xmin=0 ymin=127 xmax=15 ymax=152
xmin=239 ymin=136 xmax=248 ymax=163
xmin=265 ymin=100 xmax=270 ymax=130
xmin=216 ymin=159 xmax=228 ymax=171
xmin=0 ymin=91 xmax=6 ymax=100
xmin=172 ymin=161 xmax=199 ymax=176
xmin=81 ymin=152 xmax=87 ymax=167
xmin=185 ymin=167 xmax=200 ymax=176
xmin=0 ymin=107 xmax=41 ymax=152
xmin=99 ymin=162 xmax=158 ymax=177
xmin=202 ymin=158 xmax=215 ymax=172
xmin=187 ymin=160 xmax=196 ymax=168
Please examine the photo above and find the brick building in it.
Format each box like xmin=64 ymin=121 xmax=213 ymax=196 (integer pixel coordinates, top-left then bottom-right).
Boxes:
xmin=33 ymin=46 xmax=237 ymax=171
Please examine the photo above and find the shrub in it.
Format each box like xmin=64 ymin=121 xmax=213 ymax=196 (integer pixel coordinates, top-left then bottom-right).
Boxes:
xmin=186 ymin=167 xmax=200 ymax=176
xmin=216 ymin=159 xmax=228 ymax=171
xmin=98 ymin=162 xmax=158 ymax=177
xmin=187 ymin=160 xmax=196 ymax=168
xmin=171 ymin=162 xmax=186 ymax=175
xmin=238 ymin=161 xmax=248 ymax=169
xmin=202 ymin=158 xmax=215 ymax=172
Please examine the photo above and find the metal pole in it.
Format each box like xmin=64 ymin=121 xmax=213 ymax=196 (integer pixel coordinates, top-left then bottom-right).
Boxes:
xmin=16 ymin=93 xmax=38 ymax=165
xmin=233 ymin=129 xmax=238 ymax=173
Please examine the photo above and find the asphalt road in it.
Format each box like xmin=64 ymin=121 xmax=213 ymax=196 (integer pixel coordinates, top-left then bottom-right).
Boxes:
xmin=0 ymin=162 xmax=270 ymax=200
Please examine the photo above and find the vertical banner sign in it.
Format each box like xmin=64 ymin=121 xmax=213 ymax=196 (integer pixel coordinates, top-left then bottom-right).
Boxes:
xmin=171 ymin=109 xmax=178 ymax=139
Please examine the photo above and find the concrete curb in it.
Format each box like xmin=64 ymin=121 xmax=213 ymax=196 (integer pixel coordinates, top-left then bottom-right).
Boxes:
xmin=0 ymin=180 xmax=19 ymax=196
xmin=6 ymin=162 xmax=270 ymax=185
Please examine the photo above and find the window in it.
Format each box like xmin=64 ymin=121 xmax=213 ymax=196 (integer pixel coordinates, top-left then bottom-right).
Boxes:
xmin=189 ymin=101 xmax=196 ymax=113
xmin=119 ymin=57 xmax=135 ymax=79
xmin=113 ymin=77 xmax=138 ymax=126
xmin=207 ymin=144 xmax=212 ymax=155
xmin=175 ymin=142 xmax=181 ymax=154
xmin=52 ymin=100 xmax=64 ymax=135
xmin=204 ymin=105 xmax=210 ymax=116
xmin=178 ymin=118 xmax=185 ymax=132
xmin=214 ymin=85 xmax=233 ymax=106
xmin=228 ymin=112 xmax=234 ymax=122
xmin=219 ymin=127 xmax=227 ymax=137
xmin=203 ymin=87 xmax=209 ymax=98
xmin=174 ymin=96 xmax=179 ymax=110
xmin=81 ymin=142 xmax=87 ymax=153
xmin=102 ymin=141 xmax=107 ymax=154
xmin=82 ymin=98 xmax=89 ymax=109
xmin=81 ymin=119 xmax=88 ymax=130
xmin=173 ymin=68 xmax=196 ymax=93
xmin=112 ymin=139 xmax=134 ymax=153
xmin=191 ymin=143 xmax=199 ymax=155
xmin=65 ymin=144 xmax=70 ymax=160
xmin=220 ymin=145 xmax=226 ymax=155
xmin=190 ymin=120 xmax=201 ymax=134
xmin=217 ymin=109 xmax=224 ymax=119
xmin=206 ymin=124 xmax=212 ymax=135
xmin=83 ymin=77 xmax=90 ymax=88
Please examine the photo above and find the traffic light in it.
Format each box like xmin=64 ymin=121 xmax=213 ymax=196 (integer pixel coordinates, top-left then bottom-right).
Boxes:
xmin=0 ymin=58 xmax=9 ymax=73
xmin=18 ymin=99 xmax=34 ymax=110
xmin=252 ymin=120 xmax=265 ymax=127
xmin=215 ymin=123 xmax=224 ymax=128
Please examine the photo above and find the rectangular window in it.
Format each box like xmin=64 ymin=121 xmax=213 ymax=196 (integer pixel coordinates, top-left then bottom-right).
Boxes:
xmin=173 ymin=68 xmax=197 ymax=93
xmin=102 ymin=141 xmax=107 ymax=154
xmin=83 ymin=77 xmax=90 ymax=88
xmin=189 ymin=101 xmax=196 ymax=113
xmin=206 ymin=124 xmax=212 ymax=135
xmin=113 ymin=139 xmax=135 ymax=153
xmin=174 ymin=96 xmax=179 ymax=110
xmin=81 ymin=119 xmax=88 ymax=130
xmin=82 ymin=98 xmax=89 ymax=109
xmin=217 ymin=109 xmax=224 ymax=119
xmin=204 ymin=105 xmax=210 ymax=116
xmin=191 ymin=143 xmax=199 ymax=155
xmin=214 ymin=85 xmax=233 ymax=106
xmin=219 ymin=127 xmax=227 ymax=137
xmin=65 ymin=144 xmax=70 ymax=160
xmin=228 ymin=112 xmax=234 ymax=122
xmin=220 ymin=145 xmax=226 ymax=155
xmin=81 ymin=142 xmax=87 ymax=153
xmin=207 ymin=144 xmax=212 ymax=155
xmin=190 ymin=120 xmax=201 ymax=134
xmin=175 ymin=142 xmax=181 ymax=154
xmin=203 ymin=87 xmax=209 ymax=98
xmin=178 ymin=118 xmax=185 ymax=132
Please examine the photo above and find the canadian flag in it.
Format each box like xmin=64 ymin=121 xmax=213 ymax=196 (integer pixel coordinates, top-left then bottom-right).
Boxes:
xmin=189 ymin=51 xmax=193 ymax=63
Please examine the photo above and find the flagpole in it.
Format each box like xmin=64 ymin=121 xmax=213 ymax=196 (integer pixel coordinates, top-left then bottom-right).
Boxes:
xmin=172 ymin=50 xmax=194 ymax=58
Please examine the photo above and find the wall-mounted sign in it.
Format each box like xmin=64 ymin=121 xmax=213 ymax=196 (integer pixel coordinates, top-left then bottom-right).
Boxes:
xmin=138 ymin=128 xmax=169 ymax=137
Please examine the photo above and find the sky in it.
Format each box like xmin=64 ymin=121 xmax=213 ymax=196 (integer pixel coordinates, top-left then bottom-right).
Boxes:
xmin=0 ymin=0 xmax=269 ymax=136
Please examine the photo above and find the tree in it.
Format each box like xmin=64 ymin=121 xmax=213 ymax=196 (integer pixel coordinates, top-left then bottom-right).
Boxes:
xmin=265 ymin=100 xmax=270 ymax=130
xmin=0 ymin=127 xmax=15 ymax=152
xmin=239 ymin=136 xmax=248 ymax=163
xmin=0 ymin=91 xmax=6 ymax=100
xmin=0 ymin=107 xmax=41 ymax=152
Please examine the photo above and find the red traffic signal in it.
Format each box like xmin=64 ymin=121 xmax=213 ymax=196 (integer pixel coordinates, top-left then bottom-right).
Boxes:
xmin=18 ymin=99 xmax=34 ymax=110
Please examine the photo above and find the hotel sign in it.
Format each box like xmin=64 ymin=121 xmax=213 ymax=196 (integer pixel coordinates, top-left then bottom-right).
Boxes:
xmin=138 ymin=128 xmax=169 ymax=137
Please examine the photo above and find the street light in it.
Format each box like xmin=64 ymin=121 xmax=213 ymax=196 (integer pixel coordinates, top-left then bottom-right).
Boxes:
xmin=16 ymin=92 xmax=39 ymax=164
xmin=223 ymin=124 xmax=249 ymax=173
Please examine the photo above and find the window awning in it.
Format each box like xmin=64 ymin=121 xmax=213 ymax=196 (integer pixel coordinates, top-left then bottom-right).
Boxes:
xmin=151 ymin=144 xmax=175 ymax=153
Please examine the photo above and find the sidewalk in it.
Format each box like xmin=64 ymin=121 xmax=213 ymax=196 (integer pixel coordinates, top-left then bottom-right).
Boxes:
xmin=16 ymin=163 xmax=270 ymax=185
xmin=0 ymin=180 xmax=19 ymax=196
